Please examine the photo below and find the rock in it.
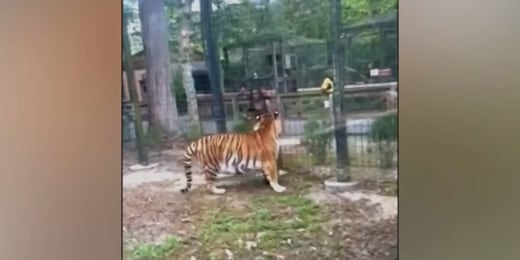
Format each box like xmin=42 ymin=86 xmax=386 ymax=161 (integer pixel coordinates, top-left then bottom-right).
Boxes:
xmin=129 ymin=163 xmax=159 ymax=171
xmin=224 ymin=249 xmax=234 ymax=260
xmin=246 ymin=241 xmax=257 ymax=250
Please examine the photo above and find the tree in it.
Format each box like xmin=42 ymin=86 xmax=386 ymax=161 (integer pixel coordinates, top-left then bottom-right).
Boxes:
xmin=178 ymin=0 xmax=201 ymax=135
xmin=273 ymin=0 xmax=330 ymax=39
xmin=138 ymin=0 xmax=180 ymax=135
xmin=340 ymin=0 xmax=397 ymax=23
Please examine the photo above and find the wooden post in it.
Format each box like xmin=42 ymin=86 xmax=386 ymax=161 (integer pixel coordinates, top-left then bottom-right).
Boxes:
xmin=280 ymin=40 xmax=288 ymax=94
xmin=123 ymin=11 xmax=148 ymax=165
xmin=271 ymin=41 xmax=285 ymax=169
xmin=231 ymin=95 xmax=239 ymax=121
xmin=346 ymin=35 xmax=352 ymax=84
xmin=243 ymin=47 xmax=248 ymax=79
xmin=272 ymin=41 xmax=278 ymax=91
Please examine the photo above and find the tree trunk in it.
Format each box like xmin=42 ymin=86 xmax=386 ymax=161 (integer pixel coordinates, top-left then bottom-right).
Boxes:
xmin=139 ymin=0 xmax=180 ymax=135
xmin=179 ymin=0 xmax=201 ymax=134
xmin=214 ymin=3 xmax=226 ymax=94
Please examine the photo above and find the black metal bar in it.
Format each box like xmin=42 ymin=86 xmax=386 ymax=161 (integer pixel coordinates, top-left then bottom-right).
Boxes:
xmin=330 ymin=0 xmax=349 ymax=181
xmin=200 ymin=0 xmax=227 ymax=133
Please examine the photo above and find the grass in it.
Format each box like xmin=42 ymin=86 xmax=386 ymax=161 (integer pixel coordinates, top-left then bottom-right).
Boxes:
xmin=144 ymin=125 xmax=163 ymax=148
xmin=124 ymin=172 xmax=396 ymax=259
xmin=127 ymin=236 xmax=179 ymax=260
xmin=197 ymin=193 xmax=325 ymax=258
xmin=125 ymin=179 xmax=326 ymax=260
xmin=381 ymin=180 xmax=398 ymax=196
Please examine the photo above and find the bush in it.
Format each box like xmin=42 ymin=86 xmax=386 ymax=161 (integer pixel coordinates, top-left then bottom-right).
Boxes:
xmin=144 ymin=125 xmax=164 ymax=148
xmin=231 ymin=120 xmax=252 ymax=133
xmin=301 ymin=116 xmax=333 ymax=165
xmin=171 ymin=70 xmax=188 ymax=114
xmin=370 ymin=112 xmax=397 ymax=168
xmin=186 ymin=122 xmax=202 ymax=141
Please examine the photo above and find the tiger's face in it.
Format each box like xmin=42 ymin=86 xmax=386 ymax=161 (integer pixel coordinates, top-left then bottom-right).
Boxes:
xmin=253 ymin=110 xmax=282 ymax=136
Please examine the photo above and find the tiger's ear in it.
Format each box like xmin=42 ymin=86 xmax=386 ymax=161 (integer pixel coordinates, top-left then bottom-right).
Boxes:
xmin=273 ymin=110 xmax=279 ymax=119
xmin=255 ymin=115 xmax=261 ymax=121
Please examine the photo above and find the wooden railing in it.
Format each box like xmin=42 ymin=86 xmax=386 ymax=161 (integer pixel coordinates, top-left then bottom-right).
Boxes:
xmin=195 ymin=81 xmax=397 ymax=121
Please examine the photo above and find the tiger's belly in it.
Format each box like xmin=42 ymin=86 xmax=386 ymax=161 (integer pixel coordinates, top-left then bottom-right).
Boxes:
xmin=219 ymin=154 xmax=263 ymax=174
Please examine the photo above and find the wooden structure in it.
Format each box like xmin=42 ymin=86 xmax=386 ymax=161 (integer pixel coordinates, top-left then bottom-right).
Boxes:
xmin=122 ymin=70 xmax=146 ymax=103
xmin=195 ymin=82 xmax=397 ymax=129
xmin=223 ymin=32 xmax=326 ymax=93
xmin=121 ymin=50 xmax=210 ymax=104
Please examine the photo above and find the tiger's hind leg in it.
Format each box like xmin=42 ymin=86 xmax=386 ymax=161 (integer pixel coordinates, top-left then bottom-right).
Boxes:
xmin=203 ymin=165 xmax=226 ymax=194
xmin=262 ymin=174 xmax=270 ymax=185
xmin=262 ymin=160 xmax=286 ymax=193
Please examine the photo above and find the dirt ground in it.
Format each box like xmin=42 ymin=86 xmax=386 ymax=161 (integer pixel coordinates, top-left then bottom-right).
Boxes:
xmin=123 ymin=147 xmax=397 ymax=260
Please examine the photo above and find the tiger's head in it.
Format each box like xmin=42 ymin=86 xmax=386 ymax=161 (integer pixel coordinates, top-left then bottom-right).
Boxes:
xmin=252 ymin=110 xmax=282 ymax=137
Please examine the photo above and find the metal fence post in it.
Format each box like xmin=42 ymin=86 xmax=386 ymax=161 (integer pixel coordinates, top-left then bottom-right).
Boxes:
xmin=330 ymin=0 xmax=350 ymax=182
xmin=201 ymin=0 xmax=227 ymax=133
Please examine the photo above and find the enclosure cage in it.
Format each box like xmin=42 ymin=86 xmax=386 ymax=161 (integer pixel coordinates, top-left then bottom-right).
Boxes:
xmin=123 ymin=0 xmax=398 ymax=258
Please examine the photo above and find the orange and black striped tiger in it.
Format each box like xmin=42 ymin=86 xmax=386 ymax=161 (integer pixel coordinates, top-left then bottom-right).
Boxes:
xmin=180 ymin=110 xmax=285 ymax=195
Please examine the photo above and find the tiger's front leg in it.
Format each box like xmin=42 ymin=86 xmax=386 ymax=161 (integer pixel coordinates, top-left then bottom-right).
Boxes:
xmin=263 ymin=160 xmax=286 ymax=193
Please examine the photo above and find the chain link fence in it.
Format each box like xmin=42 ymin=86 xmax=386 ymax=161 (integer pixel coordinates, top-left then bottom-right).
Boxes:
xmin=123 ymin=0 xmax=397 ymax=172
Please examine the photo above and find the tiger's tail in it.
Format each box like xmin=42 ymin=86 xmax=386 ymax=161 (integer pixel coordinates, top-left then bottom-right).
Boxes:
xmin=180 ymin=141 xmax=198 ymax=194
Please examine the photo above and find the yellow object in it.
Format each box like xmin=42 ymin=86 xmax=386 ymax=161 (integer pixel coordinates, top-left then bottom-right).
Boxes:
xmin=320 ymin=77 xmax=334 ymax=94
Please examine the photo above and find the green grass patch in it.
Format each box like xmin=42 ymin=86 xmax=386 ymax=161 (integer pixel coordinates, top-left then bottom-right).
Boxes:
xmin=282 ymin=154 xmax=314 ymax=172
xmin=382 ymin=181 xmax=398 ymax=196
xmin=127 ymin=236 xmax=179 ymax=260
xmin=198 ymin=194 xmax=325 ymax=257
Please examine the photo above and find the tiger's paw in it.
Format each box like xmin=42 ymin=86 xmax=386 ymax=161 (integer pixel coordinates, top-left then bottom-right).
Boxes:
xmin=210 ymin=186 xmax=226 ymax=194
xmin=278 ymin=169 xmax=288 ymax=175
xmin=271 ymin=183 xmax=287 ymax=193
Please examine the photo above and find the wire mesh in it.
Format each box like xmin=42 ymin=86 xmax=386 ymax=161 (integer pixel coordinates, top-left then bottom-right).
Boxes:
xmin=123 ymin=0 xmax=397 ymax=173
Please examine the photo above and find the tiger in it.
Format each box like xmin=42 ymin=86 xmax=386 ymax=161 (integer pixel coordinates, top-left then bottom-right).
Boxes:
xmin=179 ymin=110 xmax=285 ymax=195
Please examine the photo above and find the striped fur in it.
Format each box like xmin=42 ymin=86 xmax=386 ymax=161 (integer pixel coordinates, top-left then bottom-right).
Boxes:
xmin=180 ymin=111 xmax=285 ymax=194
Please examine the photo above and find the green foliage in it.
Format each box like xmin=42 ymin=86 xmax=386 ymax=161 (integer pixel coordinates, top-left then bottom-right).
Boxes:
xmin=301 ymin=116 xmax=333 ymax=165
xmin=231 ymin=119 xmax=252 ymax=133
xmin=123 ymin=0 xmax=143 ymax=54
xmin=129 ymin=235 xmax=179 ymax=260
xmin=341 ymin=0 xmax=397 ymax=24
xmin=200 ymin=194 xmax=323 ymax=254
xmin=173 ymin=69 xmax=184 ymax=96
xmin=144 ymin=125 xmax=164 ymax=148
xmin=126 ymin=0 xmax=397 ymax=79
xmin=171 ymin=70 xmax=188 ymax=114
xmin=215 ymin=0 xmax=266 ymax=48
xmin=370 ymin=112 xmax=397 ymax=168
xmin=187 ymin=122 xmax=202 ymax=141
xmin=272 ymin=0 xmax=330 ymax=39
xmin=370 ymin=112 xmax=397 ymax=142
xmin=165 ymin=0 xmax=204 ymax=58
xmin=382 ymin=181 xmax=397 ymax=196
